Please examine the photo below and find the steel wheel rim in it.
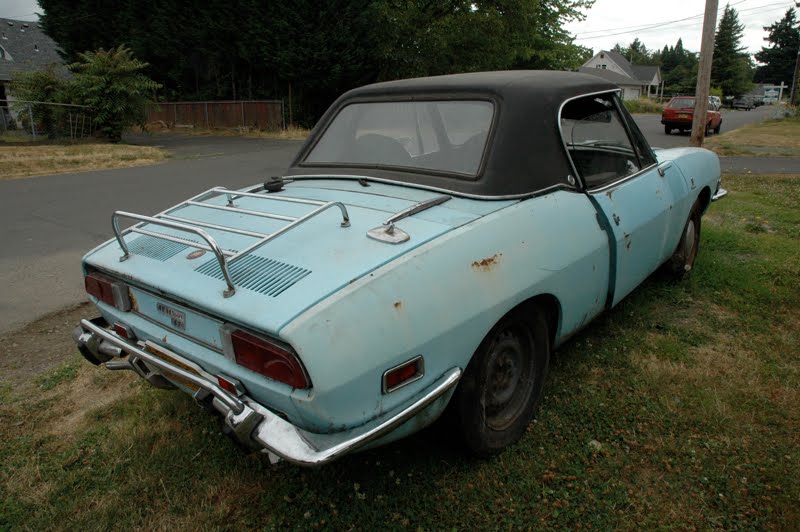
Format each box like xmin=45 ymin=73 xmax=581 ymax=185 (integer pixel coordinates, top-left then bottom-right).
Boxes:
xmin=484 ymin=325 xmax=535 ymax=431
xmin=684 ymin=218 xmax=697 ymax=268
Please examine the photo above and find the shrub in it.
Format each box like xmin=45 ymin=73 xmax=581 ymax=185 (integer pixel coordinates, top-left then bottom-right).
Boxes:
xmin=623 ymin=98 xmax=664 ymax=114
xmin=11 ymin=67 xmax=73 ymax=138
xmin=70 ymin=46 xmax=161 ymax=142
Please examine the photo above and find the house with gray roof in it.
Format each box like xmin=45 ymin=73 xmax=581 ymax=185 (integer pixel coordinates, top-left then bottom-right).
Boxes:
xmin=580 ymin=50 xmax=662 ymax=101
xmin=1 ymin=18 xmax=65 ymax=124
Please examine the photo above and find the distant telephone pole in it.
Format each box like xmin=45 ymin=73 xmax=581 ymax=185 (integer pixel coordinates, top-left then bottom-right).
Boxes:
xmin=690 ymin=0 xmax=719 ymax=148
xmin=791 ymin=50 xmax=800 ymax=106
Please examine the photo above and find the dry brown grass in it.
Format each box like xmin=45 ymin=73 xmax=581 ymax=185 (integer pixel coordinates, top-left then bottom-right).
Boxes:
xmin=0 ymin=143 xmax=168 ymax=180
xmin=140 ymin=123 xmax=311 ymax=140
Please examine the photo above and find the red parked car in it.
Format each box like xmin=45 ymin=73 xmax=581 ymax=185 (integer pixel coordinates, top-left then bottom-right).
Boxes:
xmin=661 ymin=96 xmax=722 ymax=135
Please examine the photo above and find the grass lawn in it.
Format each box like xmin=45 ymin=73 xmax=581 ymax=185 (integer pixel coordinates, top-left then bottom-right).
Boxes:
xmin=1 ymin=174 xmax=798 ymax=529
xmin=705 ymin=113 xmax=800 ymax=156
xmin=0 ymin=142 xmax=167 ymax=180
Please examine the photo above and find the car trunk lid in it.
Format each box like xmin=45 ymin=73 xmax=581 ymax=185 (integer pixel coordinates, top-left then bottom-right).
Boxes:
xmin=84 ymin=179 xmax=516 ymax=335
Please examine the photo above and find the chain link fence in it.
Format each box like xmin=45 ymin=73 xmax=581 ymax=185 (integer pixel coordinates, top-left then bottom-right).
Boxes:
xmin=0 ymin=99 xmax=94 ymax=140
xmin=145 ymin=100 xmax=285 ymax=131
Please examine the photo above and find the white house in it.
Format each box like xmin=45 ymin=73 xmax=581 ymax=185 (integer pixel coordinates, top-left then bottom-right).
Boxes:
xmin=580 ymin=50 xmax=662 ymax=101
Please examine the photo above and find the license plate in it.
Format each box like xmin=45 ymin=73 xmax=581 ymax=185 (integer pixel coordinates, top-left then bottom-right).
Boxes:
xmin=156 ymin=302 xmax=186 ymax=330
xmin=144 ymin=341 xmax=202 ymax=391
xmin=677 ymin=113 xmax=691 ymax=119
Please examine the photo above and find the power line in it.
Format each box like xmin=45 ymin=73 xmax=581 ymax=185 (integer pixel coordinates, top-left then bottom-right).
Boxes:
xmin=573 ymin=2 xmax=794 ymax=41
xmin=574 ymin=0 xmax=748 ymax=37
xmin=573 ymin=0 xmax=793 ymax=40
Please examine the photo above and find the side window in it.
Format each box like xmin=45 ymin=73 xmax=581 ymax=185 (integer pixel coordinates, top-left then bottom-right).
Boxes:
xmin=560 ymin=94 xmax=642 ymax=189
xmin=615 ymin=94 xmax=656 ymax=169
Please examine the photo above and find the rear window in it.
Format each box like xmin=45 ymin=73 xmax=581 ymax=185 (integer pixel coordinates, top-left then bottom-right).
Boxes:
xmin=668 ymin=98 xmax=695 ymax=109
xmin=304 ymin=100 xmax=494 ymax=176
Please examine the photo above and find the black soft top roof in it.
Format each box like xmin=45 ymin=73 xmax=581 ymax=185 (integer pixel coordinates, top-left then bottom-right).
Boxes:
xmin=288 ymin=71 xmax=618 ymax=197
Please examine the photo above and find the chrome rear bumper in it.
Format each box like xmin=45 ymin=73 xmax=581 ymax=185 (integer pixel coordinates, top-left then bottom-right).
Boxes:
xmin=74 ymin=317 xmax=461 ymax=466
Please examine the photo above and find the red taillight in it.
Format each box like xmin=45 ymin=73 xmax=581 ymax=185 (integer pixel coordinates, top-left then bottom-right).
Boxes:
xmin=382 ymin=356 xmax=424 ymax=394
xmin=228 ymin=328 xmax=309 ymax=389
xmin=85 ymin=272 xmax=131 ymax=311
xmin=113 ymin=322 xmax=136 ymax=341
xmin=217 ymin=374 xmax=245 ymax=396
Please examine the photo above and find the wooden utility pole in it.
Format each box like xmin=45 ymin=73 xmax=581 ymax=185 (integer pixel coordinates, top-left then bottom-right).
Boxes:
xmin=790 ymin=50 xmax=800 ymax=106
xmin=690 ymin=0 xmax=719 ymax=147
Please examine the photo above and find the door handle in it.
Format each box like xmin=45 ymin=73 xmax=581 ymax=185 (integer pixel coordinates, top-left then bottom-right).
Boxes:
xmin=657 ymin=161 xmax=673 ymax=177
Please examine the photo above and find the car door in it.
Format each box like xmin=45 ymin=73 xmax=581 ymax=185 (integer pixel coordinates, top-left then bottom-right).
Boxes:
xmin=560 ymin=92 xmax=685 ymax=307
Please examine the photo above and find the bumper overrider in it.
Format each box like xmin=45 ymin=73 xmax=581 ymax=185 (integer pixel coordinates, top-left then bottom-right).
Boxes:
xmin=73 ymin=317 xmax=461 ymax=466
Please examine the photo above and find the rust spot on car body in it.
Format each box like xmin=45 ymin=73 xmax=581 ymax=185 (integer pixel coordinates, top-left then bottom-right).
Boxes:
xmin=128 ymin=289 xmax=139 ymax=312
xmin=472 ymin=253 xmax=502 ymax=271
xmin=393 ymin=301 xmax=402 ymax=310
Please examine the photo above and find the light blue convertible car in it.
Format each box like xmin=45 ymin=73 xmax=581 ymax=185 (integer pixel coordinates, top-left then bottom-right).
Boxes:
xmin=73 ymin=71 xmax=726 ymax=465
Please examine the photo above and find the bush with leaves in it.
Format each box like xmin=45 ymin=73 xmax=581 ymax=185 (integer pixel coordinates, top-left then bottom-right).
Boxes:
xmin=11 ymin=66 xmax=73 ymax=138
xmin=70 ymin=46 xmax=161 ymax=142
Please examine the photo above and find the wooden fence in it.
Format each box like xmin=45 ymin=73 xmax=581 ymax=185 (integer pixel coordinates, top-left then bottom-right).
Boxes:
xmin=145 ymin=100 xmax=285 ymax=130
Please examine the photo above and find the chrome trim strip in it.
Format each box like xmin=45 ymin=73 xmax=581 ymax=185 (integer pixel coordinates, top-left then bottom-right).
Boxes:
xmin=585 ymin=163 xmax=659 ymax=195
xmin=287 ymin=174 xmax=562 ymax=201
xmin=80 ymin=318 xmax=245 ymax=414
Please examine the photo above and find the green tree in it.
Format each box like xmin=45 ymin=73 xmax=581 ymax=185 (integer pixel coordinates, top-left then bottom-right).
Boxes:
xmin=37 ymin=0 xmax=595 ymax=124
xmin=611 ymin=38 xmax=657 ymax=65
xmin=712 ymin=4 xmax=753 ymax=97
xmin=659 ymin=39 xmax=699 ymax=95
xmin=70 ymin=46 xmax=161 ymax=142
xmin=11 ymin=67 xmax=73 ymax=138
xmin=754 ymin=8 xmax=800 ymax=85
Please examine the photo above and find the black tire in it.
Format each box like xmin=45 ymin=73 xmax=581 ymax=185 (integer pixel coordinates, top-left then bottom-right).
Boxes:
xmin=666 ymin=202 xmax=702 ymax=278
xmin=714 ymin=123 xmax=721 ymax=134
xmin=454 ymin=306 xmax=550 ymax=456
xmin=705 ymin=123 xmax=712 ymax=136
xmin=664 ymin=125 xmax=671 ymax=135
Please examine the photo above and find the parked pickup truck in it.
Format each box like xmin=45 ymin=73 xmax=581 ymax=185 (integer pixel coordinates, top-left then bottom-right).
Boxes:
xmin=73 ymin=71 xmax=727 ymax=465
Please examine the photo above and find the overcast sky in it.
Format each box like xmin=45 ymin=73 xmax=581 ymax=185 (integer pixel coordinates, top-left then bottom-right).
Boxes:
xmin=567 ymin=0 xmax=797 ymax=57
xmin=1 ymin=0 xmax=796 ymax=56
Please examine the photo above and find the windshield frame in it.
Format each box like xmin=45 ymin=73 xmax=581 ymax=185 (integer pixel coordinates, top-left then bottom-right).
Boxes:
xmin=298 ymin=95 xmax=499 ymax=181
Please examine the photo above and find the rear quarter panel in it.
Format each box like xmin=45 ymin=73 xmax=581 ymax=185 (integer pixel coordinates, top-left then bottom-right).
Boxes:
xmin=280 ymin=189 xmax=611 ymax=432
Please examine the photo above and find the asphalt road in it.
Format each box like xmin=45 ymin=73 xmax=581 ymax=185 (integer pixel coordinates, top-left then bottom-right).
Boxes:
xmin=0 ymin=105 xmax=796 ymax=333
xmin=0 ymin=136 xmax=302 ymax=333
xmin=633 ymin=104 xmax=779 ymax=149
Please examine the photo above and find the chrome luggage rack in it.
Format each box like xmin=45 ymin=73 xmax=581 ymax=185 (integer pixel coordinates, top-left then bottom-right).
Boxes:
xmin=112 ymin=186 xmax=350 ymax=298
